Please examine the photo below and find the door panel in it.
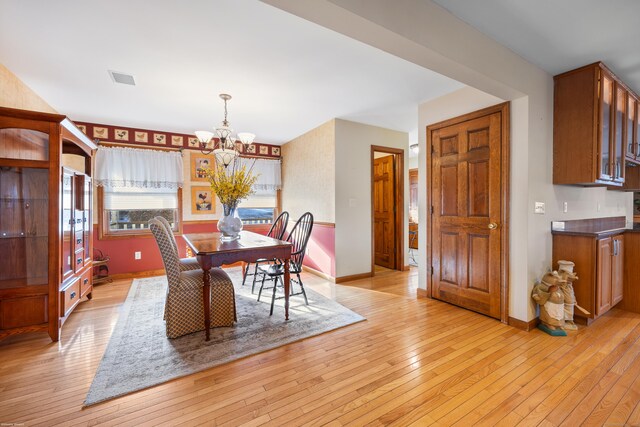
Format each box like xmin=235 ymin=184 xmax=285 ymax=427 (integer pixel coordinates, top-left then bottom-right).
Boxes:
xmin=596 ymin=237 xmax=612 ymax=316
xmin=431 ymin=111 xmax=503 ymax=319
xmin=373 ymin=155 xmax=396 ymax=269
xmin=612 ymin=236 xmax=624 ymax=306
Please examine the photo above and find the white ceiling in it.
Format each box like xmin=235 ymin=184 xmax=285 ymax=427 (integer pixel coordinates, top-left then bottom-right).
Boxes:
xmin=0 ymin=0 xmax=464 ymax=145
xmin=433 ymin=0 xmax=640 ymax=94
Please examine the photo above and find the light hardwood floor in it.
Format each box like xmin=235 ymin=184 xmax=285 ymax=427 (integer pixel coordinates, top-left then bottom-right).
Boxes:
xmin=1 ymin=267 xmax=640 ymax=426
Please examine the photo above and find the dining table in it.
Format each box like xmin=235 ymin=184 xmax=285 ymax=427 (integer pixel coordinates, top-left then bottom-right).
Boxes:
xmin=182 ymin=230 xmax=292 ymax=340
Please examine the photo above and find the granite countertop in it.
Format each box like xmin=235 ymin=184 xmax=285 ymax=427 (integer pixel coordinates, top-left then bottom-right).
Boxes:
xmin=551 ymin=221 xmax=640 ymax=237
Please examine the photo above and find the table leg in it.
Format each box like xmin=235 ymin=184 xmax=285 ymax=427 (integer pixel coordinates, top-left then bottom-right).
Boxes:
xmin=202 ymin=267 xmax=211 ymax=341
xmin=284 ymin=258 xmax=290 ymax=321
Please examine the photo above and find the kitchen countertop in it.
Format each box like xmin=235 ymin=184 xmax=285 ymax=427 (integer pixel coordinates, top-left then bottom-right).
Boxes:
xmin=551 ymin=222 xmax=640 ymax=237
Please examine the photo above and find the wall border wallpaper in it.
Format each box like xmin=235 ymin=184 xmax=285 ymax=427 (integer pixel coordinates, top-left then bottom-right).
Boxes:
xmin=75 ymin=121 xmax=282 ymax=158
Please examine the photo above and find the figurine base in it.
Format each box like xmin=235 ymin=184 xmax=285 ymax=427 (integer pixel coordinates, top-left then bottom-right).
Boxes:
xmin=538 ymin=323 xmax=567 ymax=336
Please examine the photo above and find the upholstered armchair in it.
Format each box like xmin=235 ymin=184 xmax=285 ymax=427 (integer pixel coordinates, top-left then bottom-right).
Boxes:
xmin=149 ymin=218 xmax=236 ymax=338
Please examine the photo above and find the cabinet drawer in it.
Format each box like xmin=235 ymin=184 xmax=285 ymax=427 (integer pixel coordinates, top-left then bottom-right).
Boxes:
xmin=74 ymin=230 xmax=84 ymax=252
xmin=60 ymin=279 xmax=80 ymax=317
xmin=80 ymin=268 xmax=92 ymax=297
xmin=74 ymin=212 xmax=84 ymax=231
xmin=74 ymin=249 xmax=85 ymax=270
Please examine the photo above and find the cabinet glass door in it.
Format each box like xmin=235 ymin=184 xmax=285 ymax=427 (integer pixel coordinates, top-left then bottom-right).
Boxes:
xmin=613 ymin=84 xmax=626 ymax=183
xmin=83 ymin=176 xmax=91 ymax=264
xmin=627 ymin=96 xmax=636 ymax=160
xmin=636 ymin=98 xmax=640 ymax=160
xmin=61 ymin=169 xmax=74 ymax=279
xmin=599 ymin=72 xmax=614 ymax=181
xmin=0 ymin=167 xmax=49 ymax=289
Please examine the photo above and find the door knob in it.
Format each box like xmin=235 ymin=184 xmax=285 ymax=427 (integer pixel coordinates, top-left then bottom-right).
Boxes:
xmin=488 ymin=222 xmax=498 ymax=230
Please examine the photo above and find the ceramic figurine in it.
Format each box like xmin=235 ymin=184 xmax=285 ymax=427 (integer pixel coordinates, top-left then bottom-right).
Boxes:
xmin=532 ymin=271 xmax=567 ymax=334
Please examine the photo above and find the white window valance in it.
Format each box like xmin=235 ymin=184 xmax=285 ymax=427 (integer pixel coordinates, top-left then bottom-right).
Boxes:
xmin=239 ymin=157 xmax=281 ymax=194
xmin=95 ymin=146 xmax=184 ymax=190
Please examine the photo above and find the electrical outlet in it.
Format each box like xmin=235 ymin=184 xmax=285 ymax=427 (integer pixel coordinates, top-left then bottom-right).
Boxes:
xmin=534 ymin=201 xmax=545 ymax=214
xmin=563 ymin=202 xmax=568 ymax=213
xmin=135 ymin=251 xmax=141 ymax=260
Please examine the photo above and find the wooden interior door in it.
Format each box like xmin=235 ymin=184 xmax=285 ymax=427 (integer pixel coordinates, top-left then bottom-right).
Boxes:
xmin=429 ymin=107 xmax=506 ymax=319
xmin=373 ymin=155 xmax=396 ymax=269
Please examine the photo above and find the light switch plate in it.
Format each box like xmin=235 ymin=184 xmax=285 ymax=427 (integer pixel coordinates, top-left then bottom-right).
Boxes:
xmin=534 ymin=201 xmax=545 ymax=214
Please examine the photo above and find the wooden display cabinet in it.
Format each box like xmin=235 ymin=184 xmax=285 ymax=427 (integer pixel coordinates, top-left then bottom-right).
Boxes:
xmin=0 ymin=106 xmax=96 ymax=341
xmin=554 ymin=62 xmax=633 ymax=186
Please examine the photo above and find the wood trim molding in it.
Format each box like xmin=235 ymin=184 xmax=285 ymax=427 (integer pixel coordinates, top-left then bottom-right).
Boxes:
xmin=314 ymin=221 xmax=336 ymax=228
xmin=107 ymin=269 xmax=167 ymax=281
xmin=287 ymin=219 xmax=335 ymax=228
xmin=335 ymin=271 xmax=373 ymax=284
xmin=370 ymin=145 xmax=405 ymax=274
xmin=508 ymin=316 xmax=539 ymax=332
xmin=302 ymin=265 xmax=335 ymax=282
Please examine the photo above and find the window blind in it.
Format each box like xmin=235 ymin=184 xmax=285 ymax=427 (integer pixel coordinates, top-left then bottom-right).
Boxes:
xmin=104 ymin=187 xmax=178 ymax=210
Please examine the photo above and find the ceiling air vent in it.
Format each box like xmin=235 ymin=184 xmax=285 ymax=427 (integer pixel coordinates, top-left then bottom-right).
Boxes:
xmin=108 ymin=70 xmax=136 ymax=86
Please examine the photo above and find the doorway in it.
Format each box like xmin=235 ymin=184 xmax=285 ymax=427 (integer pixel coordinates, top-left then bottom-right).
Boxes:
xmin=426 ymin=102 xmax=510 ymax=322
xmin=371 ymin=145 xmax=404 ymax=274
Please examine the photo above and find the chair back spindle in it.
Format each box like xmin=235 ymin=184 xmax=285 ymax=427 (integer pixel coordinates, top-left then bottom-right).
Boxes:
xmin=268 ymin=211 xmax=289 ymax=240
xmin=287 ymin=212 xmax=314 ymax=271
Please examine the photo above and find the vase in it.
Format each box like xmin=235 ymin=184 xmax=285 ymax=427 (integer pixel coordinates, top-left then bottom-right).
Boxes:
xmin=218 ymin=204 xmax=243 ymax=241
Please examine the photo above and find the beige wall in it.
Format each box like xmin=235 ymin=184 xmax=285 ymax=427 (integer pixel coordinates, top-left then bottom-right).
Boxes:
xmin=281 ymin=119 xmax=336 ymax=223
xmin=0 ymin=63 xmax=56 ymax=113
xmin=334 ymin=119 xmax=409 ymax=277
xmin=265 ymin=0 xmax=633 ymax=322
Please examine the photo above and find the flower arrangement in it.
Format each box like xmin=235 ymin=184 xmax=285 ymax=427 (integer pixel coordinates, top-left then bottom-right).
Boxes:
xmin=205 ymin=160 xmax=258 ymax=215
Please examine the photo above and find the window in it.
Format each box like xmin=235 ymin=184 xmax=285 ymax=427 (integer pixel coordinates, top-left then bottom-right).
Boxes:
xmin=237 ymin=158 xmax=281 ymax=224
xmin=95 ymin=146 xmax=184 ymax=238
xmin=238 ymin=193 xmax=277 ymax=224
xmin=101 ymin=187 xmax=181 ymax=236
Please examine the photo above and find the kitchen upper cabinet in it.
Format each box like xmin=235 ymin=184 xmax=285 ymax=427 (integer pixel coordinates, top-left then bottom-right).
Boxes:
xmin=554 ymin=62 xmax=635 ymax=186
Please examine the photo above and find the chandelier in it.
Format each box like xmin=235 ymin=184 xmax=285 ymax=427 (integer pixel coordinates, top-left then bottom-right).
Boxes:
xmin=195 ymin=93 xmax=255 ymax=167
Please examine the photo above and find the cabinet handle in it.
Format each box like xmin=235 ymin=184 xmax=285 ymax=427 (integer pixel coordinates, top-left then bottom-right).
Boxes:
xmin=83 ymin=278 xmax=89 ymax=285
xmin=76 ymin=238 xmax=82 ymax=244
xmin=70 ymin=291 xmax=76 ymax=300
xmin=77 ymin=258 xmax=82 ymax=265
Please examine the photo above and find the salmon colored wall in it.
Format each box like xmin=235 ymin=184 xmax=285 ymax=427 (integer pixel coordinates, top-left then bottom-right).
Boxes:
xmin=94 ymin=221 xmax=336 ymax=279
xmin=303 ymin=224 xmax=336 ymax=278
xmin=93 ymin=223 xmax=271 ymax=276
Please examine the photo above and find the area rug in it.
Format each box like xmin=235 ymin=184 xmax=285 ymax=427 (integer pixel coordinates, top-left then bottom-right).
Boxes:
xmin=84 ymin=268 xmax=365 ymax=406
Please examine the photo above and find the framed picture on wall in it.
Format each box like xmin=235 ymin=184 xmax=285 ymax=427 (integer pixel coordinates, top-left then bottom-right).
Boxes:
xmin=191 ymin=186 xmax=215 ymax=214
xmin=190 ymin=154 xmax=214 ymax=182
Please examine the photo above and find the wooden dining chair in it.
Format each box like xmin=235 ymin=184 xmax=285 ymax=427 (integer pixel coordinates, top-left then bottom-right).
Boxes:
xmin=155 ymin=216 xmax=201 ymax=272
xmin=257 ymin=212 xmax=314 ymax=315
xmin=241 ymin=211 xmax=289 ymax=293
xmin=149 ymin=218 xmax=236 ymax=338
